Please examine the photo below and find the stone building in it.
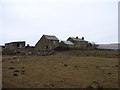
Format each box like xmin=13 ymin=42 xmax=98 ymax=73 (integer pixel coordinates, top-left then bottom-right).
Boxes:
xmin=35 ymin=35 xmax=59 ymax=51
xmin=5 ymin=41 xmax=25 ymax=49
xmin=67 ymin=36 xmax=89 ymax=49
xmin=59 ymin=41 xmax=74 ymax=48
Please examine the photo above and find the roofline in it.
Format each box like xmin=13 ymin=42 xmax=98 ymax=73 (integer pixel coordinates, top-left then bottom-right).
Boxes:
xmin=43 ymin=34 xmax=59 ymax=41
xmin=5 ymin=41 xmax=26 ymax=44
xmin=68 ymin=37 xmax=88 ymax=42
xmin=61 ymin=40 xmax=74 ymax=44
xmin=43 ymin=34 xmax=56 ymax=37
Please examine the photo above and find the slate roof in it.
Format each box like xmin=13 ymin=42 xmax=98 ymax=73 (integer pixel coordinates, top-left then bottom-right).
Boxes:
xmin=44 ymin=35 xmax=59 ymax=41
xmin=62 ymin=41 xmax=74 ymax=45
xmin=70 ymin=37 xmax=87 ymax=42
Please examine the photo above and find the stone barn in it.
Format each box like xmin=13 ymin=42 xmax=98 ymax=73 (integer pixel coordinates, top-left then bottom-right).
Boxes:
xmin=60 ymin=41 xmax=74 ymax=48
xmin=35 ymin=35 xmax=59 ymax=51
xmin=5 ymin=41 xmax=25 ymax=49
xmin=67 ymin=36 xmax=89 ymax=49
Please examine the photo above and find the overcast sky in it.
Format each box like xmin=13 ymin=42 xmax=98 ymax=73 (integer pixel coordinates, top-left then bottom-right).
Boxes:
xmin=0 ymin=0 xmax=118 ymax=46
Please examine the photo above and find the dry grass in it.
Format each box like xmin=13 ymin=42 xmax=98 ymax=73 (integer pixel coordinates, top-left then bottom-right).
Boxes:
xmin=2 ymin=50 xmax=119 ymax=88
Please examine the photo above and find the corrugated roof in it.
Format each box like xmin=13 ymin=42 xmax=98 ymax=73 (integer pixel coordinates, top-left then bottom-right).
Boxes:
xmin=5 ymin=41 xmax=25 ymax=44
xmin=62 ymin=41 xmax=74 ymax=45
xmin=45 ymin=35 xmax=59 ymax=40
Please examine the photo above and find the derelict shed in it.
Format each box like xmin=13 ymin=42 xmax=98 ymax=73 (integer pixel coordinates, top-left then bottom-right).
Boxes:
xmin=35 ymin=35 xmax=59 ymax=51
xmin=5 ymin=41 xmax=26 ymax=49
xmin=60 ymin=41 xmax=74 ymax=48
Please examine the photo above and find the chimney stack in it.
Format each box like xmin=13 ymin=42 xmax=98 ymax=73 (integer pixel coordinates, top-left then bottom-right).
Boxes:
xmin=82 ymin=37 xmax=84 ymax=40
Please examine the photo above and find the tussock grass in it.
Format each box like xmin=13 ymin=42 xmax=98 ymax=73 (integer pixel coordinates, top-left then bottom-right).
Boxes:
xmin=2 ymin=50 xmax=118 ymax=88
xmin=62 ymin=49 xmax=118 ymax=58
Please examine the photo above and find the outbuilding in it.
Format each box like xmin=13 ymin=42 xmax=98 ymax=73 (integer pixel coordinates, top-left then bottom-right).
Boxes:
xmin=5 ymin=41 xmax=26 ymax=49
xmin=35 ymin=35 xmax=59 ymax=51
xmin=60 ymin=41 xmax=74 ymax=48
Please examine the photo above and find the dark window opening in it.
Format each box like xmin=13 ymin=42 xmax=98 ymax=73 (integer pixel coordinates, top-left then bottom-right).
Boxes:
xmin=46 ymin=45 xmax=48 ymax=49
xmin=17 ymin=44 xmax=20 ymax=48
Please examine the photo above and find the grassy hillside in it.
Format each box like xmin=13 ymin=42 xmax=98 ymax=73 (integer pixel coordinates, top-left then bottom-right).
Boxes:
xmin=2 ymin=50 xmax=119 ymax=88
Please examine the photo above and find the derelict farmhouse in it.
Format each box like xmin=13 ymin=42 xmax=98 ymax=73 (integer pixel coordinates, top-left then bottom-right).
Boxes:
xmin=3 ymin=34 xmax=95 ymax=51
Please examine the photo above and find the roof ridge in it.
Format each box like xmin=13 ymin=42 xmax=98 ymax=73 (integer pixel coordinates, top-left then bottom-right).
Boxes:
xmin=44 ymin=35 xmax=59 ymax=40
xmin=44 ymin=35 xmax=56 ymax=37
xmin=70 ymin=37 xmax=82 ymax=39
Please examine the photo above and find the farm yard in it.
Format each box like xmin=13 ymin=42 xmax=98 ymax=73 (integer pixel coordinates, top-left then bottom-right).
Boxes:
xmin=2 ymin=50 xmax=119 ymax=88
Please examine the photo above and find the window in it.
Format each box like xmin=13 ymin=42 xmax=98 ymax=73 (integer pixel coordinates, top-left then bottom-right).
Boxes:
xmin=46 ymin=45 xmax=48 ymax=49
xmin=17 ymin=44 xmax=20 ymax=48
